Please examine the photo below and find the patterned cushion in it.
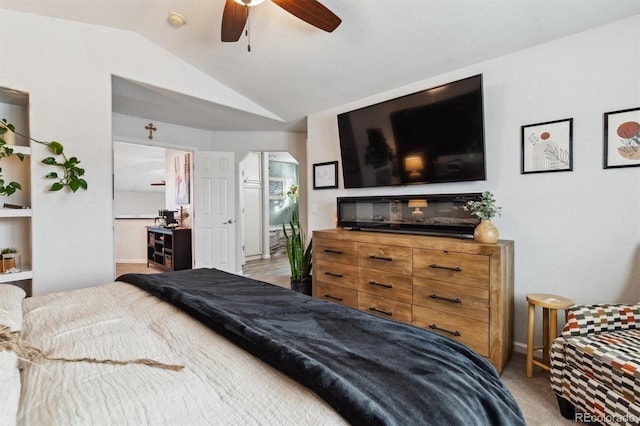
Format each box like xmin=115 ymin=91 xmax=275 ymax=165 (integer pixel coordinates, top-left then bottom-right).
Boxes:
xmin=551 ymin=329 xmax=640 ymax=424
xmin=562 ymin=304 xmax=640 ymax=338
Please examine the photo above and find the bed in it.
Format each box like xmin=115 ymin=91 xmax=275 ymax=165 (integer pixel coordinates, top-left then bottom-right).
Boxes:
xmin=2 ymin=268 xmax=525 ymax=425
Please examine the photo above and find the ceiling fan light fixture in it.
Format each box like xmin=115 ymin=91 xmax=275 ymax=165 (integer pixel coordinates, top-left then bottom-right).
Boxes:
xmin=233 ymin=0 xmax=266 ymax=6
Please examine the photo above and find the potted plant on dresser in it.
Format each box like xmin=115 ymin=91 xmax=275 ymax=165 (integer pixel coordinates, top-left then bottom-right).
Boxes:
xmin=464 ymin=191 xmax=502 ymax=243
xmin=282 ymin=184 xmax=312 ymax=295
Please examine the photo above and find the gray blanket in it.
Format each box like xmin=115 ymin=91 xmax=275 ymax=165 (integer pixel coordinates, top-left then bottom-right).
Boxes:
xmin=118 ymin=268 xmax=525 ymax=425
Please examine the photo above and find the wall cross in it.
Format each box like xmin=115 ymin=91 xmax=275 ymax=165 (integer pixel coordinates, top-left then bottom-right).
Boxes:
xmin=145 ymin=123 xmax=157 ymax=139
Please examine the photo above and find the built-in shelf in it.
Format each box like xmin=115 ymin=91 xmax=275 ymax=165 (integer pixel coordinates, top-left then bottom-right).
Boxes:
xmin=10 ymin=145 xmax=31 ymax=156
xmin=0 ymin=268 xmax=33 ymax=283
xmin=0 ymin=208 xmax=32 ymax=217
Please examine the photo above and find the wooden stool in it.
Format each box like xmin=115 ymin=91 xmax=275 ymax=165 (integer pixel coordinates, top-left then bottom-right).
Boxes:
xmin=526 ymin=293 xmax=574 ymax=377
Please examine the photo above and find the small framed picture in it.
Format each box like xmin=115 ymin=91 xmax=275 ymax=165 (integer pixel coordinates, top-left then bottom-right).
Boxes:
xmin=521 ymin=118 xmax=573 ymax=174
xmin=603 ymin=107 xmax=640 ymax=169
xmin=313 ymin=161 xmax=338 ymax=189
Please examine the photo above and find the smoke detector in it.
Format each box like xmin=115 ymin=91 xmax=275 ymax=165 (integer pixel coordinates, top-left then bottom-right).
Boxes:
xmin=168 ymin=12 xmax=186 ymax=28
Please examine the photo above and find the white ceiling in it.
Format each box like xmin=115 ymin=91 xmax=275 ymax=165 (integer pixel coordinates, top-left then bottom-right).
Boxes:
xmin=1 ymin=0 xmax=638 ymax=132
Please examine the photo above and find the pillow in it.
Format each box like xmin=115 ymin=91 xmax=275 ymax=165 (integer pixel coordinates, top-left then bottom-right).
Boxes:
xmin=0 ymin=285 xmax=25 ymax=426
xmin=0 ymin=284 xmax=26 ymax=332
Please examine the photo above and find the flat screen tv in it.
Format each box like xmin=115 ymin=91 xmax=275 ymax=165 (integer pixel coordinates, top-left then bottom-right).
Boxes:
xmin=337 ymin=74 xmax=486 ymax=188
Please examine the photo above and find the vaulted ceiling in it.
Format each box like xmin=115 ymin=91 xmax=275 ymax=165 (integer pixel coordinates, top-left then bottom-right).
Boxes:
xmin=1 ymin=0 xmax=639 ymax=132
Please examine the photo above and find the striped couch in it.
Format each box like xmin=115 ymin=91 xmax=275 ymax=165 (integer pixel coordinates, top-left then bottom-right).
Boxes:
xmin=550 ymin=304 xmax=640 ymax=425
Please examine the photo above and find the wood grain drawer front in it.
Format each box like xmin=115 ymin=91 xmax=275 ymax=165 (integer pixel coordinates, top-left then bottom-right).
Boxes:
xmin=413 ymin=305 xmax=489 ymax=356
xmin=413 ymin=277 xmax=488 ymax=322
xmin=314 ymin=259 xmax=358 ymax=289
xmin=358 ymin=243 xmax=412 ymax=275
xmin=315 ymin=281 xmax=358 ymax=309
xmin=358 ymin=292 xmax=412 ymax=323
xmin=413 ymin=249 xmax=489 ymax=288
xmin=315 ymin=238 xmax=358 ymax=265
xmin=357 ymin=267 xmax=413 ymax=304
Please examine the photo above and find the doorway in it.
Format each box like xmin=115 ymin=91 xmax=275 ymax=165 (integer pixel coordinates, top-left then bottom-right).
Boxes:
xmin=113 ymin=141 xmax=193 ymax=275
xmin=240 ymin=151 xmax=299 ymax=265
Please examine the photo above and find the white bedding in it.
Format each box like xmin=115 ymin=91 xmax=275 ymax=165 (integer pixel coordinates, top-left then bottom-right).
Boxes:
xmin=0 ymin=285 xmax=25 ymax=426
xmin=6 ymin=282 xmax=346 ymax=425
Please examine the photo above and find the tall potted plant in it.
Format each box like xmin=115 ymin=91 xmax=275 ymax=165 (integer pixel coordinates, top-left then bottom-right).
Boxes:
xmin=282 ymin=184 xmax=312 ymax=295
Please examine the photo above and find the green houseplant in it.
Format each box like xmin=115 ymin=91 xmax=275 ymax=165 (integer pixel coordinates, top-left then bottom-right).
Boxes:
xmin=0 ymin=247 xmax=20 ymax=273
xmin=464 ymin=191 xmax=502 ymax=243
xmin=282 ymin=184 xmax=312 ymax=295
xmin=0 ymin=118 xmax=87 ymax=195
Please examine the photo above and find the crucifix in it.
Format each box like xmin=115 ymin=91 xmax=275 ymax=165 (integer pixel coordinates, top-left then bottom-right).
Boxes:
xmin=145 ymin=123 xmax=157 ymax=139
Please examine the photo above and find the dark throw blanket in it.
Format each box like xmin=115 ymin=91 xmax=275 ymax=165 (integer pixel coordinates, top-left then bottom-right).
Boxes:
xmin=118 ymin=268 xmax=525 ymax=425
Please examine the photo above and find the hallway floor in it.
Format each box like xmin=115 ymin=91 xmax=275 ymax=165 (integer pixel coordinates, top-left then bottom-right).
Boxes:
xmin=116 ymin=255 xmax=292 ymax=290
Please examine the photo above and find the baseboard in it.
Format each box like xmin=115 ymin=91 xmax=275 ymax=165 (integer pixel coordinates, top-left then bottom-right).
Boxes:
xmin=115 ymin=259 xmax=147 ymax=263
xmin=513 ymin=341 xmax=527 ymax=354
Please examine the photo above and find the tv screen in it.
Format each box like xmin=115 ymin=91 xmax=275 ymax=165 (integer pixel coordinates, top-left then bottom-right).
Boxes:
xmin=337 ymin=74 xmax=486 ymax=188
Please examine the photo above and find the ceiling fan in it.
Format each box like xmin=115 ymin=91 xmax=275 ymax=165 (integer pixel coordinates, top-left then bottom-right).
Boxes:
xmin=221 ymin=0 xmax=341 ymax=44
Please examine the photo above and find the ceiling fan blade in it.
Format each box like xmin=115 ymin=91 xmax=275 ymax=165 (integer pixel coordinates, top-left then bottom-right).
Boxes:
xmin=272 ymin=0 xmax=341 ymax=33
xmin=221 ymin=0 xmax=248 ymax=42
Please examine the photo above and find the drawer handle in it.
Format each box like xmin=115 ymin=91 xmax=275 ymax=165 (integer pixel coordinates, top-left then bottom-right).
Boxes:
xmin=428 ymin=324 xmax=461 ymax=337
xmin=429 ymin=294 xmax=462 ymax=304
xmin=369 ymin=307 xmax=393 ymax=316
xmin=369 ymin=255 xmax=393 ymax=262
xmin=324 ymin=294 xmax=343 ymax=302
xmin=324 ymin=271 xmax=343 ymax=278
xmin=369 ymin=281 xmax=393 ymax=289
xmin=429 ymin=263 xmax=462 ymax=272
xmin=324 ymin=249 xmax=343 ymax=254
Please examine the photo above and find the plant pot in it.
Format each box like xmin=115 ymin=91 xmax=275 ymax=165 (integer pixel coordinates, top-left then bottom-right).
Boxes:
xmin=1 ymin=252 xmax=21 ymax=273
xmin=474 ymin=220 xmax=499 ymax=244
xmin=290 ymin=277 xmax=312 ymax=296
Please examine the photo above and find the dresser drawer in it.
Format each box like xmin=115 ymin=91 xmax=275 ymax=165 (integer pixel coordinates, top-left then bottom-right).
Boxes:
xmin=315 ymin=238 xmax=358 ymax=265
xmin=358 ymin=292 xmax=412 ymax=323
xmin=357 ymin=267 xmax=413 ymax=304
xmin=314 ymin=281 xmax=358 ymax=309
xmin=358 ymin=243 xmax=412 ymax=275
xmin=413 ymin=305 xmax=488 ymax=356
xmin=413 ymin=277 xmax=488 ymax=322
xmin=314 ymin=259 xmax=358 ymax=289
xmin=413 ymin=249 xmax=489 ymax=288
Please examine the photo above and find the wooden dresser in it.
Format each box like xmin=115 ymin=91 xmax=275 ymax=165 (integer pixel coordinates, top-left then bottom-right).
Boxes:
xmin=312 ymin=229 xmax=514 ymax=373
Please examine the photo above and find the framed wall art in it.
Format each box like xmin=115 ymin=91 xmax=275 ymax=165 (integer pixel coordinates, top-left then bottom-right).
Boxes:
xmin=603 ymin=107 xmax=640 ymax=169
xmin=175 ymin=153 xmax=191 ymax=204
xmin=313 ymin=161 xmax=338 ymax=189
xmin=521 ymin=118 xmax=573 ymax=174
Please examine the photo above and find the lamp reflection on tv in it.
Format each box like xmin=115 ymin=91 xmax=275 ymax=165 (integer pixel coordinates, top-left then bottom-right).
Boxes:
xmin=404 ymin=155 xmax=424 ymax=179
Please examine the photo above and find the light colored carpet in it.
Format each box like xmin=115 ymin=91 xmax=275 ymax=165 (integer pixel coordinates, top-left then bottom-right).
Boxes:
xmin=501 ymin=352 xmax=574 ymax=425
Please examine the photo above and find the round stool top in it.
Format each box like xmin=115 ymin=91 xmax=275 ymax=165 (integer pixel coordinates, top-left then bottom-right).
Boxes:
xmin=526 ymin=293 xmax=574 ymax=309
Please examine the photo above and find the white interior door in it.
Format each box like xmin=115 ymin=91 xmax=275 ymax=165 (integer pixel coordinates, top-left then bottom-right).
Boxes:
xmin=193 ymin=151 xmax=236 ymax=272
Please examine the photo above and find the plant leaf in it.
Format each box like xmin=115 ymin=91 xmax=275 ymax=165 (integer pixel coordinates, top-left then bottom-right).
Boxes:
xmin=48 ymin=141 xmax=64 ymax=155
xmin=50 ymin=182 xmax=64 ymax=191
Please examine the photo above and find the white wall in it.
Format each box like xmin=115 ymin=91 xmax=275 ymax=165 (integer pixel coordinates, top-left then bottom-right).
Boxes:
xmin=307 ymin=16 xmax=640 ymax=348
xmin=114 ymin=191 xmax=164 ymax=216
xmin=0 ymin=10 xmax=301 ymax=295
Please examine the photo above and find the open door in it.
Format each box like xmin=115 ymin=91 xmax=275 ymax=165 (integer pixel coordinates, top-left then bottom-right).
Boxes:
xmin=193 ymin=151 xmax=236 ymax=273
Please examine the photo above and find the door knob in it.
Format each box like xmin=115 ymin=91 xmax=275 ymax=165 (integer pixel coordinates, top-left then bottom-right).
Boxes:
xmin=223 ymin=219 xmax=234 ymax=224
